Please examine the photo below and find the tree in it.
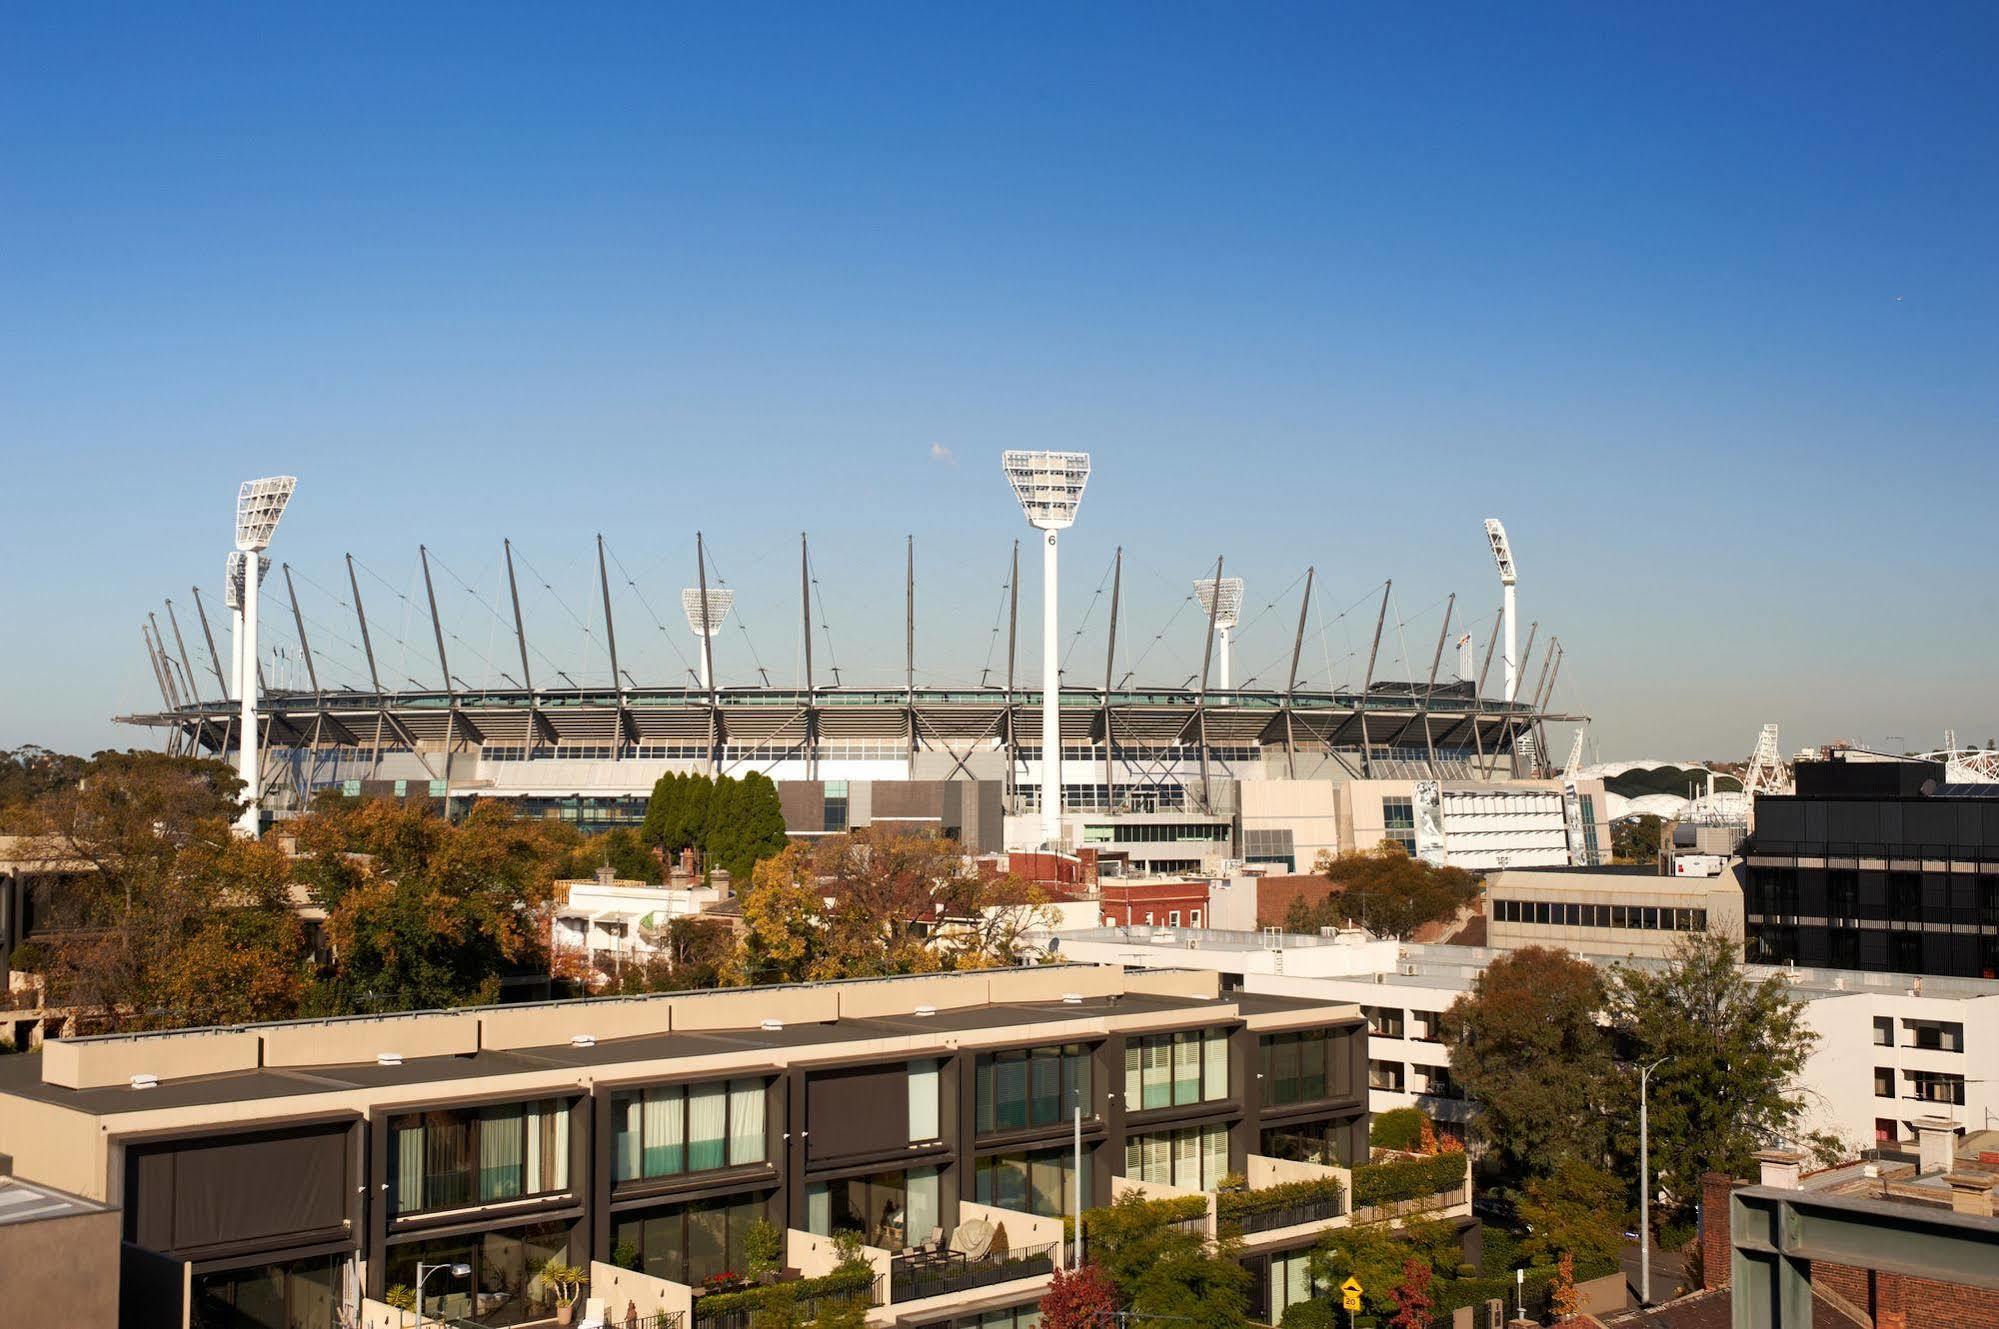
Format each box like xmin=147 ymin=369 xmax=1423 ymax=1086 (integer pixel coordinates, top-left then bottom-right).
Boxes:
xmin=810 ymin=830 xmax=989 ymax=977
xmin=1388 ymin=1257 xmax=1434 ymax=1329
xmin=1517 ymin=1157 xmax=1624 ymax=1271
xmin=0 ymin=745 xmax=88 ymax=818
xmin=1290 ymin=842 xmax=1478 ymax=940
xmin=1309 ymin=1215 xmax=1457 ymax=1318
xmin=1602 ymin=931 xmax=1840 ymax=1221
xmin=1440 ymin=946 xmax=1612 ymax=1187
xmin=726 ymin=843 xmax=827 ymax=985
xmin=1550 ymin=1253 xmax=1581 ymax=1323
xmin=1040 ymin=1262 xmax=1118 ymax=1329
xmin=568 ymin=826 xmax=662 ymax=884
xmin=1083 ymin=1194 xmax=1251 ymax=1329
xmin=640 ymin=772 xmax=713 ymax=861
xmin=1612 ymin=815 xmax=1664 ymax=865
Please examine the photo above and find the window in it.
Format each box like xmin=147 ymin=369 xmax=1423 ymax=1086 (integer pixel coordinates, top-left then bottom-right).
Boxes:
xmin=1124 ymin=1123 xmax=1229 ymax=1191
xmin=1266 ymin=1249 xmax=1320 ymax=1323
xmin=975 ymin=1043 xmax=1093 ymax=1134
xmin=974 ymin=1145 xmax=1091 ymax=1217
xmin=1906 ymin=1071 xmax=1966 ymax=1106
xmin=1368 ymin=1060 xmax=1404 ymax=1092
xmin=1192 ymin=909 xmax=1204 ymax=927
xmin=823 ymin=781 xmax=849 ymax=833
xmin=1259 ymin=1030 xmax=1340 ymax=1106
xmin=613 ymin=1192 xmax=770 ymax=1287
xmin=806 ymin=1167 xmax=940 ymax=1250
xmin=1381 ymin=798 xmax=1417 ymax=855
xmin=1168 ymin=911 xmax=1181 ymax=927
xmin=1124 ymin=1030 xmax=1230 ymax=1110
xmin=1875 ymin=1118 xmax=1899 ymax=1144
xmin=909 ymin=1059 xmax=941 ymax=1142
xmin=1416 ymin=1065 xmax=1461 ymax=1101
xmin=384 ymin=1220 xmax=572 ymax=1327
xmin=1874 ymin=1067 xmax=1895 ymax=1099
xmin=194 ymin=1254 xmax=343 ymax=1329
xmin=389 ymin=1100 xmax=570 ymax=1216
xmin=1364 ymin=1006 xmax=1404 ymax=1040
xmin=1243 ymin=828 xmax=1296 ymax=871
xmin=1904 ymin=1020 xmax=1964 ymax=1053
xmin=612 ymin=1078 xmax=767 ymax=1184
xmin=1873 ymin=1016 xmax=1895 ymax=1047
xmin=1412 ymin=1012 xmax=1442 ymax=1042
xmin=1260 ymin=1119 xmax=1353 ymax=1168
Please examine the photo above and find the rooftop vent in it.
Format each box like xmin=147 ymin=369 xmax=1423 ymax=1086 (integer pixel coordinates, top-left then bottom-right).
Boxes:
xmin=571 ymin=1035 xmax=597 ymax=1048
xmin=914 ymin=1005 xmax=937 ymax=1017
xmin=129 ymin=1073 xmax=158 ymax=1090
xmin=761 ymin=1019 xmax=785 ymax=1032
xmin=377 ymin=1053 xmax=404 ymax=1067
xmin=1062 ymin=993 xmax=1084 ymax=1005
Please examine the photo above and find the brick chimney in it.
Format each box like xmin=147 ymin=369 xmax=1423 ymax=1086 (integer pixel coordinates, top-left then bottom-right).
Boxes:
xmin=1915 ymin=1116 xmax=1960 ymax=1175
xmin=1701 ymin=1171 xmax=1738 ymax=1292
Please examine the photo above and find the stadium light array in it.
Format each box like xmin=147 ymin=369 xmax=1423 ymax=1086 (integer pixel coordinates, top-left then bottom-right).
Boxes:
xmin=1193 ymin=576 xmax=1245 ymax=690
xmin=1003 ymin=450 xmax=1092 ymax=848
xmin=680 ymin=588 xmax=735 ymax=689
xmin=232 ymin=476 xmax=296 ymax=838
xmin=1484 ymin=517 xmax=1519 ymax=702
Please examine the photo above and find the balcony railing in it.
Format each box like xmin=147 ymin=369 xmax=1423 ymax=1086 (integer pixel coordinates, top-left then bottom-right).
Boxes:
xmin=1235 ymin=1195 xmax=1345 ymax=1235
xmin=889 ymin=1243 xmax=1057 ymax=1303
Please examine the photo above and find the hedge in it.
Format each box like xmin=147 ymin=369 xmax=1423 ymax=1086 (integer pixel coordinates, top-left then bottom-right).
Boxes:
xmin=1216 ymin=1176 xmax=1346 ymax=1222
xmin=692 ymin=1264 xmax=876 ymax=1321
xmin=1350 ymin=1153 xmax=1467 ymax=1209
xmin=1369 ymin=1107 xmax=1428 ymax=1152
xmin=1424 ymin=1252 xmax=1619 ymax=1320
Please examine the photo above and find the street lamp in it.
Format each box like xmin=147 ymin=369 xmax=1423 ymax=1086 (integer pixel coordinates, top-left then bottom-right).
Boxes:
xmin=1482 ymin=518 xmax=1519 ymax=703
xmin=1634 ymin=1056 xmax=1669 ymax=1307
xmin=416 ymin=1260 xmax=472 ymax=1325
xmin=680 ymin=588 xmax=735 ymax=690
xmin=1193 ymin=576 xmax=1245 ymax=690
xmin=1002 ymin=450 xmax=1091 ymax=849
xmin=232 ymin=476 xmax=296 ymax=839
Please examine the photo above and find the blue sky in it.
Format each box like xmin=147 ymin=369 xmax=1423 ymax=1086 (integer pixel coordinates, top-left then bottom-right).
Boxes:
xmin=2 ymin=4 xmax=1994 ymax=760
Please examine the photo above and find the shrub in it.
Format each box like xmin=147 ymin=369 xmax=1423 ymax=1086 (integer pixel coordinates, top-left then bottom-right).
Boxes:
xmin=1370 ymin=1107 xmax=1428 ymax=1152
xmin=693 ymin=1265 xmax=875 ymax=1323
xmin=1279 ymin=1298 xmax=1337 ymax=1329
xmin=6 ymin=940 xmax=48 ymax=974
xmin=1215 ymin=1176 xmax=1345 ymax=1222
xmin=1351 ymin=1152 xmax=1468 ymax=1209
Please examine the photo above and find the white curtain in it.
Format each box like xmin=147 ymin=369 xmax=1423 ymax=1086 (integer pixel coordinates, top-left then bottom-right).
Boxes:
xmin=1203 ymin=1029 xmax=1229 ymax=1102
xmin=544 ymin=1101 xmax=570 ymax=1191
xmin=615 ymin=1095 xmax=642 ymax=1181
xmin=729 ymin=1078 xmax=765 ymax=1165
xmin=908 ymin=1060 xmax=941 ymax=1142
xmin=1173 ymin=1129 xmax=1200 ymax=1188
xmin=906 ymin=1166 xmax=940 ymax=1249
xmin=1200 ymin=1124 xmax=1228 ymax=1192
xmin=393 ymin=1122 xmax=423 ymax=1214
xmin=479 ymin=1105 xmax=523 ymax=1201
xmin=645 ymin=1086 xmax=684 ymax=1176
xmin=689 ymin=1083 xmax=728 ymax=1171
xmin=1123 ymin=1042 xmax=1141 ymax=1108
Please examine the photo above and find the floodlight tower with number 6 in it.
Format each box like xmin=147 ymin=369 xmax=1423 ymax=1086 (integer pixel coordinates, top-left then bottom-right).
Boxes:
xmin=233 ymin=476 xmax=297 ymax=838
xmin=1002 ymin=450 xmax=1091 ymax=849
xmin=1484 ymin=518 xmax=1519 ymax=703
xmin=1193 ymin=576 xmax=1245 ymax=690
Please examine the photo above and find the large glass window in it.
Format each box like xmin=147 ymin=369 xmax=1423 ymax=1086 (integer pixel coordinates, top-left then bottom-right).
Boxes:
xmin=613 ymin=1078 xmax=768 ymax=1184
xmin=1381 ymin=798 xmax=1417 ymax=855
xmin=1123 ymin=1030 xmax=1229 ymax=1111
xmin=805 ymin=1167 xmax=941 ymax=1251
xmin=974 ymin=1146 xmax=1092 ymax=1218
xmin=1124 ymin=1124 xmax=1229 ymax=1191
xmin=1260 ymin=1119 xmax=1353 ymax=1168
xmin=389 ymin=1101 xmax=570 ymax=1216
xmin=975 ymin=1044 xmax=1093 ymax=1135
xmin=1259 ymin=1030 xmax=1338 ymax=1106
xmin=613 ymin=1192 xmax=770 ymax=1287
xmin=383 ymin=1220 xmax=571 ymax=1327
xmin=192 ymin=1255 xmax=345 ymax=1329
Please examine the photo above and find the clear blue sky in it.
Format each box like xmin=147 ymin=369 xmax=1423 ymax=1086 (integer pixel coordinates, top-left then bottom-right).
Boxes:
xmin=3 ymin=4 xmax=1995 ymax=761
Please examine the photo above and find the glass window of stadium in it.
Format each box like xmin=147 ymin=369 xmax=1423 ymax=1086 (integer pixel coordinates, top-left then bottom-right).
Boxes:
xmin=191 ymin=1254 xmax=346 ymax=1329
xmin=383 ymin=1220 xmax=572 ymax=1327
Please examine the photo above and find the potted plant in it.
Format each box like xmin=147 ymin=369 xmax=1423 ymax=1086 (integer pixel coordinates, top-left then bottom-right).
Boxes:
xmin=383 ymin=1285 xmax=417 ymax=1329
xmin=540 ymin=1258 xmax=587 ymax=1326
xmin=745 ymin=1218 xmax=785 ymax=1284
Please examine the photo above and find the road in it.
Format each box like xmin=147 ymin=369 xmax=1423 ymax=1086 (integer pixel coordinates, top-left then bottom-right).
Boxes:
xmin=1621 ymin=1237 xmax=1685 ymax=1307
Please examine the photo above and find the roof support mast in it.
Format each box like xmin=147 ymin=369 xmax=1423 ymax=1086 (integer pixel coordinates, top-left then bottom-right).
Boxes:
xmin=1357 ymin=581 xmax=1391 ymax=778
xmin=419 ymin=543 xmax=457 ymax=818
xmin=233 ymin=477 xmax=296 ymax=838
xmin=1101 ymin=547 xmax=1122 ymax=811
xmin=1282 ymin=567 xmax=1315 ymax=780
xmin=597 ymin=535 xmax=628 ymax=759
xmin=800 ymin=533 xmax=817 ymax=780
xmin=1421 ymin=592 xmax=1455 ymax=776
xmin=1194 ymin=555 xmax=1223 ymax=813
xmin=1003 ymin=540 xmax=1019 ymax=807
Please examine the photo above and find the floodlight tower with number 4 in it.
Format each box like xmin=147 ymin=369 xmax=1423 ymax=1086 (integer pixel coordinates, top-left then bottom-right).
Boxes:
xmin=1484 ymin=517 xmax=1519 ymax=703
xmin=680 ymin=588 xmax=735 ymax=690
xmin=233 ymin=476 xmax=297 ymax=838
xmin=1003 ymin=450 xmax=1092 ymax=849
xmin=1193 ymin=576 xmax=1245 ymax=690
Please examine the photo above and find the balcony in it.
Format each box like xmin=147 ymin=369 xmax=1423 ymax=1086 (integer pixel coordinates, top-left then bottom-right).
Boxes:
xmin=889 ymin=1242 xmax=1057 ymax=1303
xmin=1350 ymin=1149 xmax=1471 ymax=1225
xmin=1220 ymin=1156 xmax=1350 ymax=1248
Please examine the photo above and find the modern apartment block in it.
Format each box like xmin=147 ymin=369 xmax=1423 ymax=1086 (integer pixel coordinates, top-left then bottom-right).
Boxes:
xmin=1746 ymin=753 xmax=1999 ymax=978
xmin=0 ymin=964 xmax=1393 ymax=1329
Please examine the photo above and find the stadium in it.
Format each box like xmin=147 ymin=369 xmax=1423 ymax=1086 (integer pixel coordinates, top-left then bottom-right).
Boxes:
xmin=122 ymin=456 xmax=1592 ymax=869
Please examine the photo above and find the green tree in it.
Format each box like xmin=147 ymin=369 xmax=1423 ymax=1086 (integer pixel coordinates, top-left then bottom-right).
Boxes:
xmin=1603 ymin=932 xmax=1841 ymax=1222
xmin=1309 ymin=1215 xmax=1457 ymax=1318
xmin=1612 ymin=814 xmax=1665 ymax=865
xmin=1083 ymin=1194 xmax=1250 ymax=1329
xmin=1289 ymin=842 xmax=1479 ymax=940
xmin=640 ymin=772 xmax=713 ymax=860
xmin=725 ymin=843 xmax=827 ymax=985
xmin=1517 ymin=1157 xmax=1624 ymax=1270
xmin=1440 ymin=946 xmax=1612 ymax=1188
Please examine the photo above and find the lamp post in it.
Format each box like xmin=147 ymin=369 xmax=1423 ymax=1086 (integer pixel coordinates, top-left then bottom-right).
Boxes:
xmin=1636 ymin=1056 xmax=1668 ymax=1307
xmin=1192 ymin=576 xmax=1244 ymax=690
xmin=232 ymin=477 xmax=296 ymax=839
xmin=416 ymin=1260 xmax=472 ymax=1325
xmin=1483 ymin=518 xmax=1518 ymax=702
xmin=1002 ymin=450 xmax=1091 ymax=849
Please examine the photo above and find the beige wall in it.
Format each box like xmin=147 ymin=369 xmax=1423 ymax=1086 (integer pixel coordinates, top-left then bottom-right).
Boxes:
xmin=1237 ymin=779 xmax=1341 ymax=872
xmin=1487 ymin=864 xmax=1745 ymax=959
xmin=0 ymin=1205 xmax=121 ymax=1329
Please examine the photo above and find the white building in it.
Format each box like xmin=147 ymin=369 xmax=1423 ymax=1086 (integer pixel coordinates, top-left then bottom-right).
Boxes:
xmin=551 ymin=867 xmax=729 ymax=973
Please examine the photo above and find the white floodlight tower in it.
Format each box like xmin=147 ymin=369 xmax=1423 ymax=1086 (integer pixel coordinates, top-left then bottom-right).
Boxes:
xmin=1193 ymin=576 xmax=1246 ymax=689
xmin=680 ymin=588 xmax=735 ymax=689
xmin=1484 ymin=518 xmax=1519 ymax=702
xmin=223 ymin=551 xmax=272 ymax=699
xmin=232 ymin=476 xmax=296 ymax=838
xmin=1003 ymin=450 xmax=1091 ymax=848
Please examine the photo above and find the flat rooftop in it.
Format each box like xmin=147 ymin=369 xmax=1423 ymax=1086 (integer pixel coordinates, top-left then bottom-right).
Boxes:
xmin=0 ymin=1174 xmax=111 ymax=1227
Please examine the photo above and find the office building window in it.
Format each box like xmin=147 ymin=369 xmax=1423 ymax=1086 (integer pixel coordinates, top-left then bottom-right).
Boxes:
xmin=1904 ymin=1020 xmax=1964 ymax=1053
xmin=1873 ymin=1016 xmax=1894 ymax=1047
xmin=1368 ymin=1060 xmax=1404 ymax=1092
xmin=1124 ymin=1030 xmax=1230 ymax=1110
xmin=974 ymin=1145 xmax=1091 ymax=1218
xmin=1243 ymin=828 xmax=1296 ymax=871
xmin=1907 ymin=1071 xmax=1966 ymax=1106
xmin=974 ymin=1044 xmax=1093 ymax=1134
xmin=1124 ymin=1123 xmax=1229 ymax=1191
xmin=824 ymin=781 xmax=849 ymax=833
xmin=1260 ymin=1118 xmax=1354 ymax=1168
xmin=612 ymin=1078 xmax=767 ymax=1184
xmin=389 ymin=1100 xmax=570 ymax=1215
xmin=1364 ymin=1006 xmax=1404 ymax=1039
xmin=1874 ymin=1067 xmax=1894 ymax=1099
xmin=1381 ymin=798 xmax=1417 ymax=855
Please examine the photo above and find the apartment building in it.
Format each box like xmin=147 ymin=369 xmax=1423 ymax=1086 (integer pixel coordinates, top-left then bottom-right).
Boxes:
xmin=1485 ymin=864 xmax=1746 ymax=959
xmin=0 ymin=965 xmax=1382 ymax=1329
